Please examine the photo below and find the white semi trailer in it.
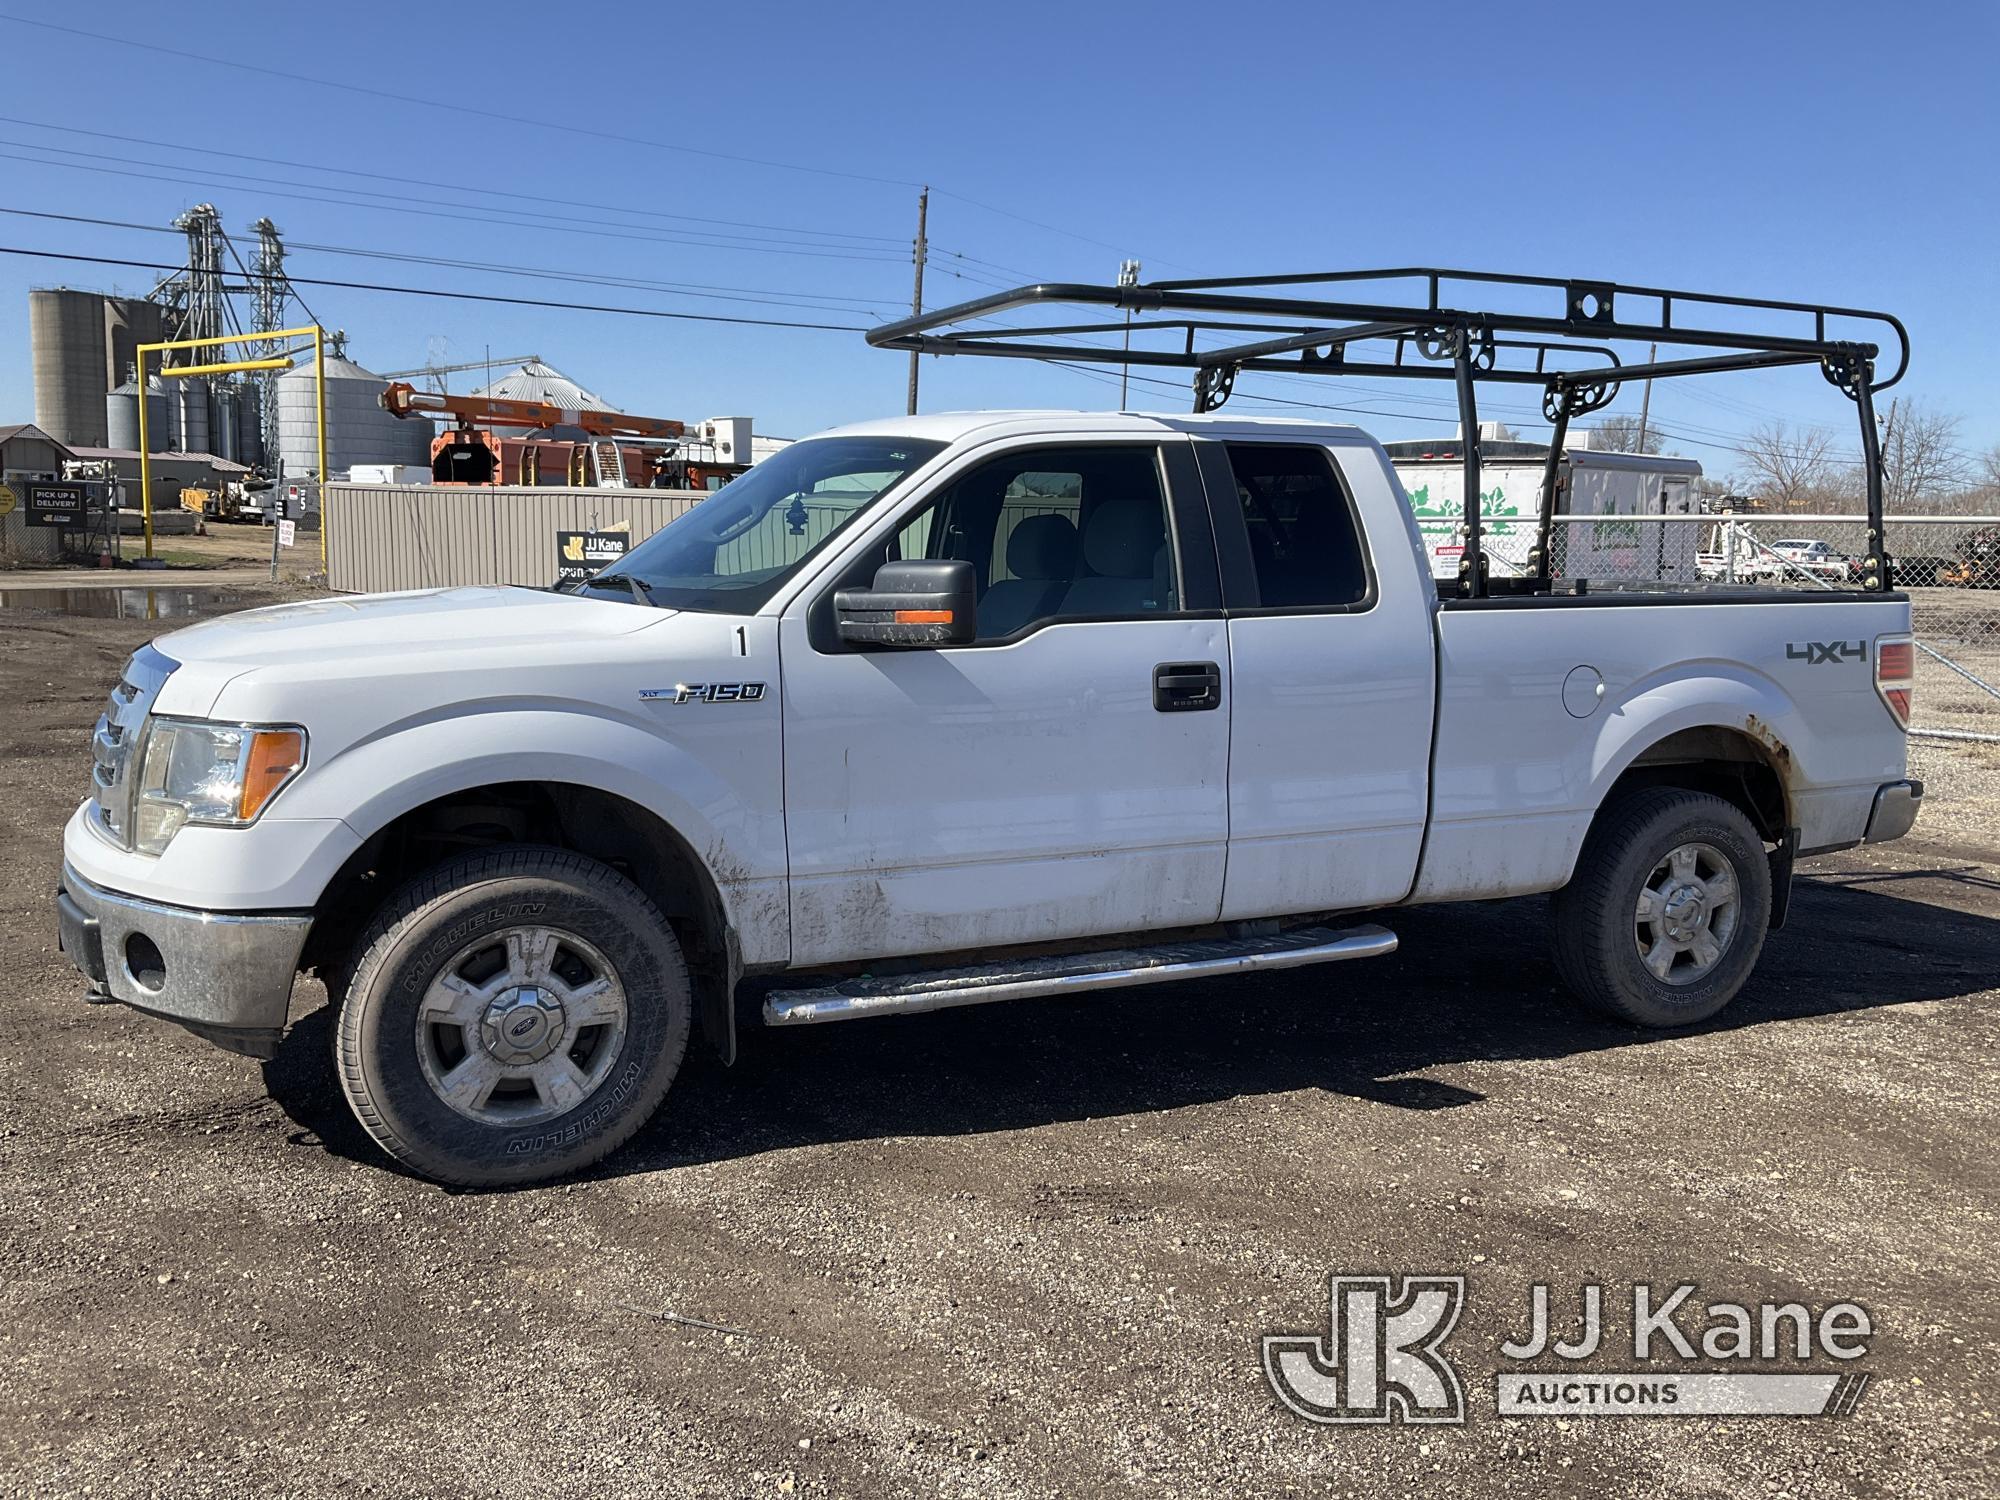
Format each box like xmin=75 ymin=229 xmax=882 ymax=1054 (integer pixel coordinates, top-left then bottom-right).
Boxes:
xmin=1387 ymin=437 xmax=1704 ymax=583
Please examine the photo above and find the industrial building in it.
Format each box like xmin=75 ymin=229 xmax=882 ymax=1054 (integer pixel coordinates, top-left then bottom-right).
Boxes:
xmin=21 ymin=205 xmax=766 ymax=555
xmin=0 ymin=421 xmax=76 ymax=563
xmin=30 ymin=287 xmax=167 ymax=450
xmin=24 ymin=207 xmax=329 ymax=479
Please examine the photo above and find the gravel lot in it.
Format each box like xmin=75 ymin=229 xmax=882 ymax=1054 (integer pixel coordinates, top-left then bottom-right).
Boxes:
xmin=2 ymin=585 xmax=1996 ymax=1499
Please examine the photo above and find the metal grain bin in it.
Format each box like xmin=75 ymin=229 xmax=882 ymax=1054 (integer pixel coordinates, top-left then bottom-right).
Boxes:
xmin=235 ymin=382 xmax=264 ymax=470
xmin=105 ymin=373 xmax=169 ymax=452
xmin=173 ymin=380 xmax=210 ymax=456
xmin=278 ymin=351 xmax=427 ymax=477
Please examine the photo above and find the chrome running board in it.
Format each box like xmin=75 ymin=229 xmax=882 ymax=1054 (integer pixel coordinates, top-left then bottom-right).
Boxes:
xmin=763 ymin=923 xmax=1397 ymax=1027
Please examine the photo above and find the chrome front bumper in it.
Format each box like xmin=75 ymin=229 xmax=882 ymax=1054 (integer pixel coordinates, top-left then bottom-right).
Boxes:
xmin=55 ymin=865 xmax=312 ymax=1058
xmin=1863 ymin=779 xmax=1924 ymax=845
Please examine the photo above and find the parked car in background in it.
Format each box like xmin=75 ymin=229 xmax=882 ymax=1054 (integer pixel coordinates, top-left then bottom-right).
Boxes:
xmin=1753 ymin=538 xmax=1856 ymax=583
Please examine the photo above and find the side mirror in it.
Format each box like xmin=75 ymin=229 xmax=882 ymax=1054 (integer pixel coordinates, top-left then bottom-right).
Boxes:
xmin=835 ymin=559 xmax=977 ymax=647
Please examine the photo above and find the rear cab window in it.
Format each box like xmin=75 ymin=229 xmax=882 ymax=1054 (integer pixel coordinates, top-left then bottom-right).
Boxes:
xmin=1218 ymin=443 xmax=1373 ymax=610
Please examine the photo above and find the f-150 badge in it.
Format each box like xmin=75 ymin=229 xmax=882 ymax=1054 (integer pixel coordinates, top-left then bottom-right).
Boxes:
xmin=1786 ymin=641 xmax=1867 ymax=666
xmin=641 ymin=683 xmax=768 ymax=703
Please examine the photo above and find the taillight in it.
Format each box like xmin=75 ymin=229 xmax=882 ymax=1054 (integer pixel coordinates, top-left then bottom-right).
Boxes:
xmin=1876 ymin=636 xmax=1913 ymax=729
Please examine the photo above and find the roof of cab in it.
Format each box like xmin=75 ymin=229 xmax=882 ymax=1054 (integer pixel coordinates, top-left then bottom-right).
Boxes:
xmin=814 ymin=409 xmax=1369 ymax=446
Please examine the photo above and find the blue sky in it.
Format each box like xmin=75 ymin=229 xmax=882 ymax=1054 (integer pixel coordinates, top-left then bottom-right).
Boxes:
xmin=0 ymin=0 xmax=1993 ymax=482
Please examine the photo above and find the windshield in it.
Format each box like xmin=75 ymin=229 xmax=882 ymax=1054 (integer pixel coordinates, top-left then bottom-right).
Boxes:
xmin=581 ymin=435 xmax=944 ymax=613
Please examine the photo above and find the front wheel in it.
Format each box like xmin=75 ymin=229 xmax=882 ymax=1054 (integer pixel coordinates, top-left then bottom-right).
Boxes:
xmin=336 ymin=847 xmax=690 ymax=1187
xmin=1550 ymin=788 xmax=1772 ymax=1028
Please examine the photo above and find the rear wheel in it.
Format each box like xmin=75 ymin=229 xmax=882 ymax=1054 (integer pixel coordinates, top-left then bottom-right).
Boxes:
xmin=336 ymin=846 xmax=690 ymax=1187
xmin=1551 ymin=788 xmax=1772 ymax=1028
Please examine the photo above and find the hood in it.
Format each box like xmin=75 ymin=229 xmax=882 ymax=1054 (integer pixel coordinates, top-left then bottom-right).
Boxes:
xmin=149 ymin=587 xmax=668 ymax=717
xmin=158 ymin=586 xmax=664 ymax=671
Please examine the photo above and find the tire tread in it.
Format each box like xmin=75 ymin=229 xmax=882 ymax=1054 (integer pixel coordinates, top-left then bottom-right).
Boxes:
xmin=334 ymin=845 xmax=689 ymax=1187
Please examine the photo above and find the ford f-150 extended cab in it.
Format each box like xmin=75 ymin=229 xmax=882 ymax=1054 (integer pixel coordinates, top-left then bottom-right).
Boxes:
xmin=55 ymin=268 xmax=1925 ymax=1185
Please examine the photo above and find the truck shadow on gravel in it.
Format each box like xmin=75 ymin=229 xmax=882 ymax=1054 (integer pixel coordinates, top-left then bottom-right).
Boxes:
xmin=262 ymin=872 xmax=2000 ymax=1187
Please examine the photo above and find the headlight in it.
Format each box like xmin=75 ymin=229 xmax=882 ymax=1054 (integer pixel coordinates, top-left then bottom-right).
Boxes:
xmin=132 ymin=717 xmax=307 ymax=855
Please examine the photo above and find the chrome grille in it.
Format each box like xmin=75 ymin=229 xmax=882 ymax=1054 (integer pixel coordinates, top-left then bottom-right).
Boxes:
xmin=89 ymin=645 xmax=177 ymax=849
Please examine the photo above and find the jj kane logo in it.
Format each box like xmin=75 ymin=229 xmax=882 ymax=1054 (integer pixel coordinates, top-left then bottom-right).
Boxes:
xmin=1264 ymin=1275 xmax=1873 ymax=1425
xmin=1262 ymin=1276 xmax=1467 ymax=1425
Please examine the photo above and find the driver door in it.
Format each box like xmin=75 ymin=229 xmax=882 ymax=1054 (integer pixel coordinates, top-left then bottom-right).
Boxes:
xmin=777 ymin=435 xmax=1229 ymax=967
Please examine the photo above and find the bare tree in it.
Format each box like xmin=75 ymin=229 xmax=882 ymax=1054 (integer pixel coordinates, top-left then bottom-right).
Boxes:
xmin=1589 ymin=414 xmax=1664 ymax=454
xmin=1734 ymin=421 xmax=1848 ymax=511
xmin=1877 ymin=400 xmax=1968 ymax=512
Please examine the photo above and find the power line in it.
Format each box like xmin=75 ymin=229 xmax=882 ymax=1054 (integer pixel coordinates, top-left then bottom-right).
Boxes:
xmin=0 ymin=142 xmax=911 ymax=263
xmin=932 ymin=188 xmax=1189 ymax=272
xmin=0 ymin=207 xmax=902 ymax=315
xmin=0 ymin=245 xmax=871 ymax=332
xmin=0 ymin=113 xmax=908 ymax=247
xmin=0 ymin=16 xmax=921 ymax=190
xmin=0 ymin=19 xmax=1184 ymax=274
xmin=0 ymin=135 xmax=893 ymax=256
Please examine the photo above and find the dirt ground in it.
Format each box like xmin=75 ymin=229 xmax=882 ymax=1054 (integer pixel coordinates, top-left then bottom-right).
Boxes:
xmin=1 ymin=585 xmax=1996 ymax=1499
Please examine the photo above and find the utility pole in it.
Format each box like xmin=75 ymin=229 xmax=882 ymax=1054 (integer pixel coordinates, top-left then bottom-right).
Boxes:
xmin=1636 ymin=341 xmax=1657 ymax=454
xmin=1117 ymin=259 xmax=1141 ymax=410
xmin=905 ymin=187 xmax=928 ymax=417
xmin=1877 ymin=397 xmax=1900 ymax=509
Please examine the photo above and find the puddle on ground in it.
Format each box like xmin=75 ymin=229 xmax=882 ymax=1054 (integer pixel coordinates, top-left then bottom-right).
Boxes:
xmin=0 ymin=587 xmax=247 ymax=620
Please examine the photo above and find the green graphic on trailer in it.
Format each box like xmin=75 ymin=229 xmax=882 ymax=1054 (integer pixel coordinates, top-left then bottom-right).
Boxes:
xmin=1406 ymin=483 xmax=1523 ymax=536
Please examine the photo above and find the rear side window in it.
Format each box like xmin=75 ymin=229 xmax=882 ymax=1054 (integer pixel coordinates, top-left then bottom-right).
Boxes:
xmin=1224 ymin=443 xmax=1370 ymax=608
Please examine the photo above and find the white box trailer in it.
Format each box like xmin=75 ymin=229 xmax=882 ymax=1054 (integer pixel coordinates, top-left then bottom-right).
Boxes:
xmin=347 ymin=464 xmax=433 ymax=486
xmin=1388 ymin=443 xmax=1704 ymax=582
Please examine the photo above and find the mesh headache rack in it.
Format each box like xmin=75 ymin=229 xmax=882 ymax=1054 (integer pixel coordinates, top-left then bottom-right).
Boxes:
xmin=866 ymin=267 xmax=1910 ymax=597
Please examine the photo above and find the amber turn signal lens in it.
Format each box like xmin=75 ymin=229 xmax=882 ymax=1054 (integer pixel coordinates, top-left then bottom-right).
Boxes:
xmin=238 ymin=729 xmax=306 ymax=820
xmin=893 ymin=609 xmax=954 ymax=624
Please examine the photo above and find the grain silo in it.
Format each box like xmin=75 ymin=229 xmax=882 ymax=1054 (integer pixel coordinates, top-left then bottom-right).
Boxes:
xmin=105 ymin=372 xmax=169 ymax=452
xmin=172 ymin=380 xmax=210 ymax=456
xmin=30 ymin=287 xmax=110 ymax=447
xmin=235 ymin=382 xmax=264 ymax=470
xmin=277 ymin=348 xmax=427 ymax=476
xmin=103 ymin=298 xmax=165 ymax=394
xmin=212 ymin=385 xmax=240 ymax=462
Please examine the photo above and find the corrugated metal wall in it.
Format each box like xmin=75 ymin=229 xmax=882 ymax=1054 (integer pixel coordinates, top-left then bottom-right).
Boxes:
xmin=324 ymin=484 xmax=706 ymax=593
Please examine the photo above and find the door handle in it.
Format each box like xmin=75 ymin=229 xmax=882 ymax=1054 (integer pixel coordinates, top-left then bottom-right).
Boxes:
xmin=1154 ymin=660 xmax=1221 ymax=712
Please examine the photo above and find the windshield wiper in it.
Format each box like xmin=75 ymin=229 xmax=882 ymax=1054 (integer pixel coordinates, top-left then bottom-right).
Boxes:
xmin=579 ymin=572 xmax=657 ymax=607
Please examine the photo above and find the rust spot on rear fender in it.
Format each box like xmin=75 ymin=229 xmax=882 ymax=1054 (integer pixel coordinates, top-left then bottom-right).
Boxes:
xmin=1743 ymin=713 xmax=1798 ymax=783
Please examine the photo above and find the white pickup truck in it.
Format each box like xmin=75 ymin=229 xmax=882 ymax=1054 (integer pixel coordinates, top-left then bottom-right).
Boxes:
xmin=57 ymin=410 xmax=1922 ymax=1185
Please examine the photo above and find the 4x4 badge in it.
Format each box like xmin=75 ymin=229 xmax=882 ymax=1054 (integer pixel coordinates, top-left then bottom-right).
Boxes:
xmin=1786 ymin=641 xmax=1866 ymax=666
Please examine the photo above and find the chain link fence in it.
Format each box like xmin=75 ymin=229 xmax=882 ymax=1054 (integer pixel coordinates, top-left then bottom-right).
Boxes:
xmin=1543 ymin=514 xmax=2000 ymax=743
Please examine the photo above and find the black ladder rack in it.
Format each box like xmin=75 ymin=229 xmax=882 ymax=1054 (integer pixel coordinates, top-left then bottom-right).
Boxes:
xmin=866 ymin=267 xmax=1909 ymax=596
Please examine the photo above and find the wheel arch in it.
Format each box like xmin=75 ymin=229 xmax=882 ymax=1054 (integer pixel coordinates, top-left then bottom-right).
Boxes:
xmin=1582 ymin=671 xmax=1805 ymax=851
xmin=306 ymin=779 xmax=745 ymax=1064
xmin=1596 ymin=723 xmax=1793 ymax=845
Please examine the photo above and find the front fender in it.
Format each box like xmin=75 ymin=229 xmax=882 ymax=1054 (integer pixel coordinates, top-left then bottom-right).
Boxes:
xmin=281 ymin=707 xmax=790 ymax=966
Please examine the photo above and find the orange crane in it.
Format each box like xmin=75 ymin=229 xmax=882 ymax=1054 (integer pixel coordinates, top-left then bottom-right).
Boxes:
xmin=378 ymin=382 xmax=743 ymax=489
xmin=379 ymin=382 xmax=688 ymax=439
